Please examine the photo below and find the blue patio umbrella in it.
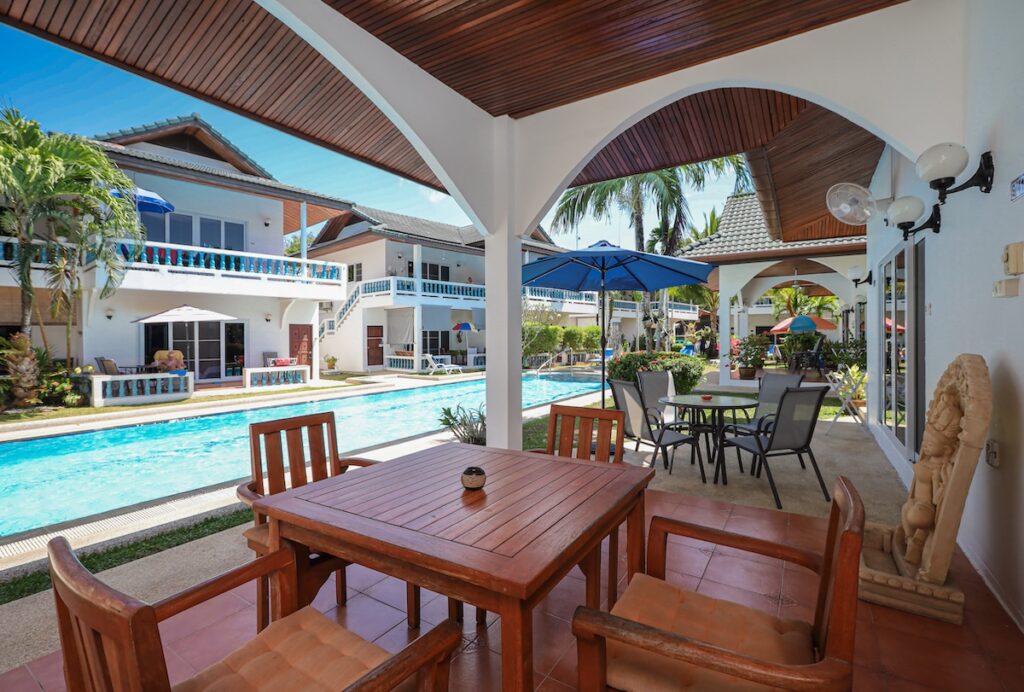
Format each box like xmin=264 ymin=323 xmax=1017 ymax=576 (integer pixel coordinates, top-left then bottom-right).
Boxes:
xmin=522 ymin=240 xmax=714 ymax=405
xmin=111 ymin=186 xmax=175 ymax=214
xmin=788 ymin=315 xmax=819 ymax=333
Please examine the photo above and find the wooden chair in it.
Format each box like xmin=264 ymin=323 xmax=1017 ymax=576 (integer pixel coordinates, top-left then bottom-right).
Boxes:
xmin=531 ymin=404 xmax=626 ymax=607
xmin=572 ymin=476 xmax=864 ymax=691
xmin=47 ymin=536 xmax=461 ymax=692
xmin=238 ymin=412 xmax=422 ymax=631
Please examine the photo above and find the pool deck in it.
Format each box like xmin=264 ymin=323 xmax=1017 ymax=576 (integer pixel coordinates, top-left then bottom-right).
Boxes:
xmin=0 ymin=383 xmax=603 ymax=574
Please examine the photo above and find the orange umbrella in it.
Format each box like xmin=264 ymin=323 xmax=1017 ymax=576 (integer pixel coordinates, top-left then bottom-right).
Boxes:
xmin=769 ymin=315 xmax=838 ymax=334
xmin=858 ymin=317 xmax=906 ymax=333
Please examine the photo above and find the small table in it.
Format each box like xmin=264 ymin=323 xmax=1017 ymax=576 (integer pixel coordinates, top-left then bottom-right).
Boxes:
xmin=254 ymin=442 xmax=654 ymax=691
xmin=659 ymin=394 xmax=757 ymax=485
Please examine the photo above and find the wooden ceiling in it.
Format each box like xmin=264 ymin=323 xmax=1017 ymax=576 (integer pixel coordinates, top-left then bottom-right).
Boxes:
xmin=327 ymin=0 xmax=905 ymax=118
xmin=0 ymin=1 xmax=892 ymax=243
xmin=746 ymin=105 xmax=885 ymax=241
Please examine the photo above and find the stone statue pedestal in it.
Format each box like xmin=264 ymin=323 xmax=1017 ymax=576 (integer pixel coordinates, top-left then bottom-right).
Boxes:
xmin=860 ymin=524 xmax=966 ymax=624
xmin=858 ymin=354 xmax=991 ymax=626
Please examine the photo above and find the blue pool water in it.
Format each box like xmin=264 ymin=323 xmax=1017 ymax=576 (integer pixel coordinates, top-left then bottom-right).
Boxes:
xmin=0 ymin=373 xmax=600 ymax=537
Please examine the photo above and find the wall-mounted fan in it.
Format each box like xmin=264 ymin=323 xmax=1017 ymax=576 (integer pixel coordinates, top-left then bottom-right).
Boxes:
xmin=826 ymin=183 xmax=885 ymax=226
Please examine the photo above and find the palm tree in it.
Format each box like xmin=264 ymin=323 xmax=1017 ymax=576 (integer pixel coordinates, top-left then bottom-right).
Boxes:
xmin=0 ymin=108 xmax=141 ymax=342
xmin=552 ymin=156 xmax=748 ymax=350
xmin=767 ymin=285 xmax=839 ymax=320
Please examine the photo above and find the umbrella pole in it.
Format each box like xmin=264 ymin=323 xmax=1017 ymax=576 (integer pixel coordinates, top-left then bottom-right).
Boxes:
xmin=600 ymin=277 xmax=606 ymax=408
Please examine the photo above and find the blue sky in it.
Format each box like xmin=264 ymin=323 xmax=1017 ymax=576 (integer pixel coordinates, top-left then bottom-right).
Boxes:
xmin=0 ymin=24 xmax=735 ymax=247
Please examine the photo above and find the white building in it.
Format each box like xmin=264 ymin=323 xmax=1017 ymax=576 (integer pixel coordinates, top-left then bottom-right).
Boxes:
xmin=0 ymin=114 xmax=350 ymax=384
xmin=310 ymin=208 xmax=700 ymax=373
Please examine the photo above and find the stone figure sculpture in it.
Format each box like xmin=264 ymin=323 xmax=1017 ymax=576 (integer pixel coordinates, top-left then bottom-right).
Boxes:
xmin=859 ymin=354 xmax=992 ymax=624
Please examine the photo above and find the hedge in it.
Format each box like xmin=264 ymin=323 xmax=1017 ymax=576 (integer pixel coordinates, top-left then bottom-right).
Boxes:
xmin=607 ymin=351 xmax=704 ymax=394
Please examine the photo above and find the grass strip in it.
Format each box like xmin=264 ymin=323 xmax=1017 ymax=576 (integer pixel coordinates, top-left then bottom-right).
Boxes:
xmin=0 ymin=510 xmax=251 ymax=606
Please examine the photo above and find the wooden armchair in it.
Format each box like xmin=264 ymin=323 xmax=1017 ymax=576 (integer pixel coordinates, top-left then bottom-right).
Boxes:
xmin=572 ymin=476 xmax=864 ymax=691
xmin=239 ymin=412 xmax=422 ymax=631
xmin=48 ymin=536 xmax=460 ymax=692
xmin=530 ymin=404 xmax=626 ymax=607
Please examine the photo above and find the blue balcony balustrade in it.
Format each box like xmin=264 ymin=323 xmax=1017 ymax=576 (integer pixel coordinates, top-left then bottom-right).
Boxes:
xmin=521 ymin=286 xmax=594 ymax=303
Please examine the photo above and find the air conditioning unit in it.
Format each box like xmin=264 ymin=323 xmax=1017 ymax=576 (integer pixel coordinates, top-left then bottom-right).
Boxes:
xmin=319 ymin=301 xmax=334 ymax=312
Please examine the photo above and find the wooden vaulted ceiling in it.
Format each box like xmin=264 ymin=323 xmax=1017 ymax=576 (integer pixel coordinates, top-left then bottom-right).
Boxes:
xmin=0 ymin=1 xmax=895 ymax=242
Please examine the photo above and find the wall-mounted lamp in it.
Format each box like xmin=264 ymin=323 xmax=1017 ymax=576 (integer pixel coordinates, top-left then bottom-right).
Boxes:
xmin=888 ymin=196 xmax=942 ymax=241
xmin=264 ymin=313 xmax=272 ymax=323
xmin=847 ymin=266 xmax=873 ymax=287
xmin=916 ymin=143 xmax=994 ymax=204
xmin=104 ymin=308 xmax=114 ymax=320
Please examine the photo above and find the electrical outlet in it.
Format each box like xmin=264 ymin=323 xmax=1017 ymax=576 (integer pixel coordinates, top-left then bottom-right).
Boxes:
xmin=985 ymin=439 xmax=1000 ymax=468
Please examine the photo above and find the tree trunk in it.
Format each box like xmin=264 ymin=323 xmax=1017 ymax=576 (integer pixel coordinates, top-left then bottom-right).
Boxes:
xmin=33 ymin=300 xmax=50 ymax=352
xmin=18 ymin=235 xmax=34 ymax=340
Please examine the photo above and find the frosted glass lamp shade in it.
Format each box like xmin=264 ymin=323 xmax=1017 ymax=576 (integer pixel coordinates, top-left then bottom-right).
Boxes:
xmin=847 ymin=266 xmax=864 ymax=282
xmin=916 ymin=143 xmax=969 ymax=184
xmin=888 ymin=196 xmax=926 ymax=225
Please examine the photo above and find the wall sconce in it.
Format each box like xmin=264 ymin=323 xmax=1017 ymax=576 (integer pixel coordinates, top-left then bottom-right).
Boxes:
xmin=888 ymin=196 xmax=942 ymax=241
xmin=916 ymin=143 xmax=994 ymax=204
xmin=847 ymin=266 xmax=873 ymax=287
xmin=104 ymin=308 xmax=114 ymax=320
xmin=264 ymin=313 xmax=272 ymax=323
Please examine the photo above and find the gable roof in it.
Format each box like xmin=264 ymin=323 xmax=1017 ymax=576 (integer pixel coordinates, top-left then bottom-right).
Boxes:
xmin=95 ymin=113 xmax=274 ymax=179
xmin=682 ymin=193 xmax=865 ymax=263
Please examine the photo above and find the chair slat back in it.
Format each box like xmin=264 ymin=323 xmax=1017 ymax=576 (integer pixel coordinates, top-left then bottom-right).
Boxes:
xmin=48 ymin=537 xmax=171 ymax=692
xmin=546 ymin=404 xmax=625 ymax=463
xmin=766 ymin=386 xmax=829 ymax=451
xmin=754 ymin=372 xmax=804 ymax=419
xmin=812 ymin=477 xmax=865 ymax=663
xmin=610 ymin=380 xmax=652 ymax=443
xmin=637 ymin=371 xmax=674 ymax=417
xmin=249 ymin=413 xmax=342 ymax=501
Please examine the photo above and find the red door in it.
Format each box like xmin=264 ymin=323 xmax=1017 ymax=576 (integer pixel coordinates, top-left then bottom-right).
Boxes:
xmin=289 ymin=324 xmax=312 ymax=366
xmin=366 ymin=325 xmax=384 ymax=366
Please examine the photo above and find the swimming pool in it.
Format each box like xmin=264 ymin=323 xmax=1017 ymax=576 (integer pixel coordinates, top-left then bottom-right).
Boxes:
xmin=0 ymin=373 xmax=600 ymax=537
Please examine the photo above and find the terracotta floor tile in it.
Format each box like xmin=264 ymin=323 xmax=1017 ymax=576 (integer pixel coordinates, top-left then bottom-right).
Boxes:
xmin=723 ymin=513 xmax=788 ymax=544
xmin=989 ymin=657 xmax=1024 ymax=691
xmin=158 ymin=590 xmax=250 ymax=644
xmin=695 ymin=579 xmax=781 ymax=616
xmin=342 ymin=563 xmax=390 ymax=593
xmin=0 ymin=666 xmax=42 ymax=692
xmin=852 ymin=665 xmax=887 ymax=691
xmin=852 ymin=619 xmax=883 ymax=670
xmin=780 ymin=563 xmax=820 ymax=609
xmin=167 ymin=607 xmax=256 ymax=672
xmin=536 ymin=674 xmax=576 ymax=691
xmin=481 ymin=610 xmax=575 ymax=678
xmin=703 ymin=552 xmax=783 ymax=598
xmin=25 ymin=651 xmax=65 ymax=692
xmin=448 ymin=645 xmax=505 ymax=692
xmin=867 ymin=602 xmax=982 ymax=650
xmin=363 ymin=575 xmax=431 ymax=614
xmin=319 ymin=593 xmax=407 ymax=643
xmin=229 ymin=580 xmax=257 ymax=604
xmin=547 ymin=640 xmax=578 ymax=688
xmin=874 ymin=624 xmax=1003 ymax=691
xmin=163 ymin=648 xmax=198 ymax=686
xmin=661 ymin=543 xmax=713 ymax=578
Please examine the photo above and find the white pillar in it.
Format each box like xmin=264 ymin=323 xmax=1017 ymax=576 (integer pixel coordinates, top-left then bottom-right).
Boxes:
xmin=299 ymin=201 xmax=308 ymax=260
xmin=485 ymin=227 xmax=523 ymax=449
xmin=413 ymin=304 xmax=423 ymax=372
xmin=737 ymin=305 xmax=750 ymax=339
xmin=412 ymin=244 xmax=423 ymax=283
xmin=718 ymin=295 xmax=732 ymax=383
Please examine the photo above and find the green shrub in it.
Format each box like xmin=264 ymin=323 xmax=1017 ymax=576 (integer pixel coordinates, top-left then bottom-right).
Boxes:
xmin=581 ymin=325 xmax=601 ymax=351
xmin=826 ymin=337 xmax=867 ymax=368
xmin=779 ymin=332 xmax=820 ymax=361
xmin=735 ymin=334 xmax=770 ymax=368
xmin=561 ymin=326 xmax=584 ymax=351
xmin=608 ymin=351 xmax=704 ymax=394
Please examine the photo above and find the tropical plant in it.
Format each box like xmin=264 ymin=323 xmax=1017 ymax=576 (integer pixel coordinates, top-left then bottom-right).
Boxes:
xmin=735 ymin=334 xmax=770 ymax=369
xmin=439 ymin=404 xmax=486 ymax=445
xmin=0 ymin=108 xmax=142 ymax=341
xmin=607 ymin=351 xmax=705 ymax=394
xmin=767 ymin=285 xmax=839 ymax=320
xmin=1 ymin=333 xmax=40 ymax=407
xmin=522 ymin=323 xmax=563 ymax=357
xmin=284 ymin=234 xmax=301 ymax=256
xmin=779 ymin=332 xmax=821 ymax=362
xmin=581 ymin=325 xmax=601 ymax=352
xmin=561 ymin=325 xmax=584 ymax=352
xmin=826 ymin=337 xmax=868 ymax=369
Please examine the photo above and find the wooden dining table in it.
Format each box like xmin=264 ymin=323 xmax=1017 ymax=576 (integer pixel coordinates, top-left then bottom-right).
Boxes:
xmin=254 ymin=442 xmax=654 ymax=691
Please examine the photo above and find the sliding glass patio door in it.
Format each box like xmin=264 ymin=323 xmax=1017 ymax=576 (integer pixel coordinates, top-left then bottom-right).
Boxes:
xmin=143 ymin=320 xmax=246 ymax=381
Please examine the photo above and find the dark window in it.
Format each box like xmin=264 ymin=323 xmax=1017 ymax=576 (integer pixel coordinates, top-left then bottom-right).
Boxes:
xmin=168 ymin=213 xmax=192 ymax=245
xmin=141 ymin=212 xmax=166 ymax=243
xmin=421 ymin=330 xmax=451 ymax=355
xmin=347 ymin=263 xmax=363 ymax=282
xmin=224 ymin=222 xmax=245 ymax=251
xmin=143 ymin=323 xmax=169 ymax=364
xmin=199 ymin=217 xmax=221 ymax=248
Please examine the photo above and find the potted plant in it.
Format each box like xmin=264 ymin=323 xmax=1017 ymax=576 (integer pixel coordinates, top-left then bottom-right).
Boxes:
xmin=847 ymin=364 xmax=868 ymax=409
xmin=324 ymin=354 xmax=338 ymax=371
xmin=735 ymin=334 xmax=769 ymax=380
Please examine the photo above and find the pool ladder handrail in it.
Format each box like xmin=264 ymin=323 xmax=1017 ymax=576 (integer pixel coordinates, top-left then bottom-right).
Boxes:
xmin=533 ymin=349 xmax=570 ymax=375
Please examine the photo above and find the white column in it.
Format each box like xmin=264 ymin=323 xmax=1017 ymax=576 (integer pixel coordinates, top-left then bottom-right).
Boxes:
xmin=299 ymin=201 xmax=308 ymax=260
xmin=413 ymin=304 xmax=423 ymax=372
xmin=737 ymin=305 xmax=750 ymax=339
xmin=718 ymin=295 xmax=732 ymax=383
xmin=485 ymin=227 xmax=523 ymax=449
xmin=413 ymin=244 xmax=423 ymax=286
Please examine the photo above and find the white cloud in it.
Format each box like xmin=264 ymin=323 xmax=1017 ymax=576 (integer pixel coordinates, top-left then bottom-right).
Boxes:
xmin=422 ymin=189 xmax=448 ymax=204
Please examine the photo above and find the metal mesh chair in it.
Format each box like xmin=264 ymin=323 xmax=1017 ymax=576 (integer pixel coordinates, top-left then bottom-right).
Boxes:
xmin=610 ymin=380 xmax=705 ymax=481
xmin=725 ymin=385 xmax=830 ymax=509
xmin=637 ymin=371 xmax=685 ymax=430
xmin=724 ymin=373 xmax=805 ymax=459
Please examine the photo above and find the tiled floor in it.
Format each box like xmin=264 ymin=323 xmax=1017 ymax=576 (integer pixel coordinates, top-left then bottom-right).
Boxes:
xmin=2 ymin=490 xmax=1022 ymax=691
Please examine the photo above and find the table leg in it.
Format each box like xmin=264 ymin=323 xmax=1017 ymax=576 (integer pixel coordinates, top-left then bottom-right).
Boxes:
xmin=711 ymin=410 xmax=729 ymax=486
xmin=580 ymin=546 xmax=602 ymax=609
xmin=267 ymin=520 xmax=301 ymax=621
xmin=500 ymin=598 xmax=533 ymax=692
xmin=626 ymin=492 xmax=645 ymax=580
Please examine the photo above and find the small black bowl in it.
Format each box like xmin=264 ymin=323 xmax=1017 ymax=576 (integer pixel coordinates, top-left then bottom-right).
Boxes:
xmin=461 ymin=466 xmax=487 ymax=490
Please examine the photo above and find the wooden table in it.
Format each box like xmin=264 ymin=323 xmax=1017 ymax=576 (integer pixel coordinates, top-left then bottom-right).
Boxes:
xmin=254 ymin=442 xmax=654 ymax=691
xmin=660 ymin=394 xmax=757 ymax=485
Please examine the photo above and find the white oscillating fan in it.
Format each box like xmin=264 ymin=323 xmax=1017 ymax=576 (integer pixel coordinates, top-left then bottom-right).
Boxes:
xmin=826 ymin=183 xmax=881 ymax=226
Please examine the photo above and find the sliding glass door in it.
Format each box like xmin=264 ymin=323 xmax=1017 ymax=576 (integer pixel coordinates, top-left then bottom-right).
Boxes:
xmin=143 ymin=321 xmax=246 ymax=381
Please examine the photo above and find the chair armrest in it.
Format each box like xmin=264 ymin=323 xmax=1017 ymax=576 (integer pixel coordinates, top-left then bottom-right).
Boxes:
xmin=153 ymin=548 xmax=294 ymax=621
xmin=347 ymin=619 xmax=462 ymax=691
xmin=236 ymin=481 xmax=261 ymax=507
xmin=648 ymin=516 xmax=821 ymax=575
xmin=339 ymin=456 xmax=378 ymax=468
xmin=525 ymin=448 xmax=551 ymax=455
xmin=572 ymin=607 xmax=850 ymax=692
xmin=756 ymin=413 xmax=777 ymax=435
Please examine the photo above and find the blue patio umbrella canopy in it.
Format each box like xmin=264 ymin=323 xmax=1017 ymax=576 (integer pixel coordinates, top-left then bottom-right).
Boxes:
xmin=789 ymin=315 xmax=819 ymax=333
xmin=111 ymin=186 xmax=175 ymax=214
xmin=522 ymin=240 xmax=714 ymax=404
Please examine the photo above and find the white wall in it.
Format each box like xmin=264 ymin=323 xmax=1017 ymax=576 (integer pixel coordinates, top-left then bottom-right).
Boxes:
xmin=864 ymin=0 xmax=1024 ymax=629
xmin=127 ymin=171 xmax=285 ymax=255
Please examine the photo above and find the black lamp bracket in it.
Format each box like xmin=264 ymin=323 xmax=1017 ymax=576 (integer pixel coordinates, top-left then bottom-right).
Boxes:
xmin=852 ymin=271 xmax=873 ymax=287
xmin=934 ymin=151 xmax=994 ymax=204
xmin=897 ymin=204 xmax=942 ymax=241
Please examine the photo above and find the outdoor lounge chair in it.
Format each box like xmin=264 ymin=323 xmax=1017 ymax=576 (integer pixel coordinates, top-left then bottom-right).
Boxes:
xmin=571 ymin=477 xmax=864 ymax=691
xmin=240 ymin=412 xmax=425 ymax=630
xmin=723 ymin=385 xmax=831 ymax=509
xmin=47 ymin=536 xmax=460 ymax=692
xmin=610 ymin=379 xmax=704 ymax=480
xmin=94 ymin=357 xmax=150 ymax=375
xmin=425 ymin=353 xmax=463 ymax=375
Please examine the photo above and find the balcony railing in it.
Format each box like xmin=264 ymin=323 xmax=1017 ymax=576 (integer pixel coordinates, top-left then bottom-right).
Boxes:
xmin=116 ymin=240 xmax=344 ymax=285
xmin=522 ymin=286 xmax=595 ymax=304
